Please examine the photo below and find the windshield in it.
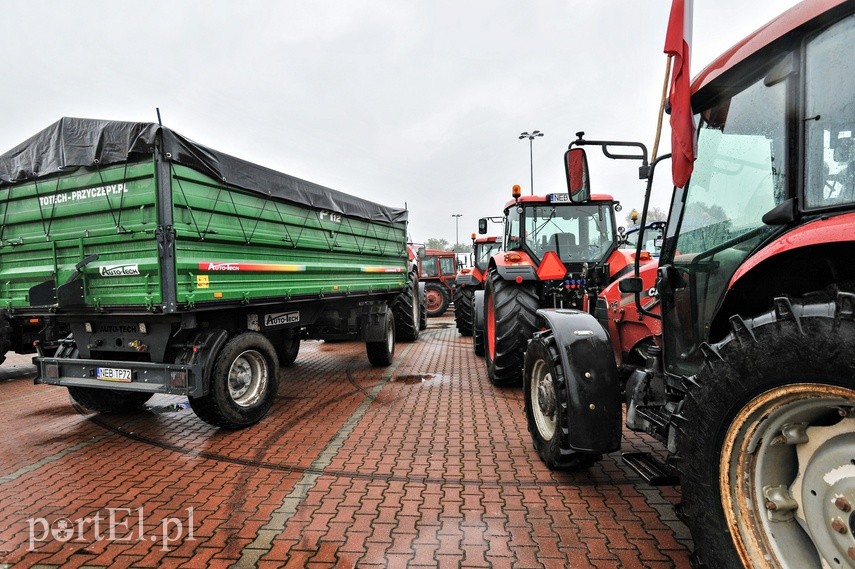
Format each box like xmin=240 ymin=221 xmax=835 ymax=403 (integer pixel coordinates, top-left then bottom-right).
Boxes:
xmin=522 ymin=203 xmax=615 ymax=264
xmin=475 ymin=242 xmax=501 ymax=271
xmin=623 ymin=224 xmax=664 ymax=257
xmin=663 ymin=58 xmax=788 ymax=376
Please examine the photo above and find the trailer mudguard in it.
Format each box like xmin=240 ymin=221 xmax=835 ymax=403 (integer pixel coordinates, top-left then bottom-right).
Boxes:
xmin=535 ymin=308 xmax=622 ymax=453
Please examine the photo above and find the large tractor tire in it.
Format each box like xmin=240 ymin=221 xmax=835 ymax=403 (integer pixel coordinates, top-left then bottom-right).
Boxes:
xmin=484 ymin=268 xmax=538 ymax=386
xmin=189 ymin=332 xmax=279 ymax=429
xmin=424 ymin=282 xmax=450 ymax=317
xmin=523 ymin=330 xmax=599 ymax=471
xmin=392 ymin=270 xmax=420 ymax=342
xmin=454 ymin=287 xmax=475 ymax=336
xmin=0 ymin=311 xmax=11 ymax=366
xmin=677 ymin=292 xmax=855 ymax=569
xmin=68 ymin=387 xmax=153 ymax=413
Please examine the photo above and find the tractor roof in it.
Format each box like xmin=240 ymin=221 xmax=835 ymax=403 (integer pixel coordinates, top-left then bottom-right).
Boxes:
xmin=474 ymin=236 xmax=500 ymax=244
xmin=502 ymin=193 xmax=615 ymax=210
xmin=692 ymin=0 xmax=848 ymax=94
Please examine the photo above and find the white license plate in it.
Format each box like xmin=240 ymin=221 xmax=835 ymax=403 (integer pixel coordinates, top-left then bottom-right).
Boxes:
xmin=96 ymin=367 xmax=132 ymax=382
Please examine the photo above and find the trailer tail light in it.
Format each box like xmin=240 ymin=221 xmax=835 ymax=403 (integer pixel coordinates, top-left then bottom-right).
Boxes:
xmin=28 ymin=318 xmax=40 ymax=324
xmin=45 ymin=363 xmax=60 ymax=379
xmin=170 ymin=370 xmax=188 ymax=388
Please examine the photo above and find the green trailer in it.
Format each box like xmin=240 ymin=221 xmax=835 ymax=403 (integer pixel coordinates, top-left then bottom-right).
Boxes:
xmin=0 ymin=117 xmax=421 ymax=428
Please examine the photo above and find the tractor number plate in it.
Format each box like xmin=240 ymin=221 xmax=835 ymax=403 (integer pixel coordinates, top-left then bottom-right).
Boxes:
xmin=549 ymin=193 xmax=571 ymax=203
xmin=96 ymin=367 xmax=132 ymax=382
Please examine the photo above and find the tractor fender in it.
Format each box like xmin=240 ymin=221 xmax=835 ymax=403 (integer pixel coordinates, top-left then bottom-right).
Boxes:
xmin=534 ymin=308 xmax=622 ymax=453
xmin=491 ymin=250 xmax=539 ymax=282
xmin=455 ymin=273 xmax=481 ymax=287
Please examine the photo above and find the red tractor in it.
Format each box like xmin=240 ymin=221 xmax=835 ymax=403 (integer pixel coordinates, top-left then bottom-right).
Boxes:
xmin=475 ymin=184 xmax=638 ymax=386
xmin=453 ymin=234 xmax=501 ymax=339
xmin=418 ymin=248 xmax=458 ymax=317
xmin=523 ymin=2 xmax=855 ymax=566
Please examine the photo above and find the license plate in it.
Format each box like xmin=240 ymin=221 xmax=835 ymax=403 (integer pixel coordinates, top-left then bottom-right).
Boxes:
xmin=96 ymin=367 xmax=132 ymax=382
xmin=549 ymin=193 xmax=571 ymax=203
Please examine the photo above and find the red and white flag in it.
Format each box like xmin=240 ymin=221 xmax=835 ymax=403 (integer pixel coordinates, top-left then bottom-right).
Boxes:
xmin=664 ymin=0 xmax=694 ymax=188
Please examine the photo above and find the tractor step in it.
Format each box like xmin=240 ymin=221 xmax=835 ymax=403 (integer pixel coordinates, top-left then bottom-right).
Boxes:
xmin=622 ymin=452 xmax=679 ymax=486
xmin=634 ymin=406 xmax=671 ymax=431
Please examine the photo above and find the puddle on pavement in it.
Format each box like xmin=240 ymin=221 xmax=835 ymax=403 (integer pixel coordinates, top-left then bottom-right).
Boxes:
xmin=393 ymin=373 xmax=446 ymax=384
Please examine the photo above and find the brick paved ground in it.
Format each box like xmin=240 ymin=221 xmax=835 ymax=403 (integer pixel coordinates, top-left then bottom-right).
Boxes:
xmin=0 ymin=316 xmax=691 ymax=568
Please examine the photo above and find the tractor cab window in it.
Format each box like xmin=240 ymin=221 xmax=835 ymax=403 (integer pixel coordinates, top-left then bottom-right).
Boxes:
xmin=475 ymin=242 xmax=501 ymax=271
xmin=505 ymin=208 xmax=522 ymax=250
xmin=805 ymin=15 xmax=855 ymax=208
xmin=421 ymin=256 xmax=438 ymax=277
xmin=664 ymin=56 xmax=788 ymax=376
xmin=439 ymin=257 xmax=456 ymax=276
xmin=524 ymin=203 xmax=614 ymax=264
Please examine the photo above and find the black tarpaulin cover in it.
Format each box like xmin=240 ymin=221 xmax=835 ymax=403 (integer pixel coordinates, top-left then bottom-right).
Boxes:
xmin=0 ymin=117 xmax=407 ymax=224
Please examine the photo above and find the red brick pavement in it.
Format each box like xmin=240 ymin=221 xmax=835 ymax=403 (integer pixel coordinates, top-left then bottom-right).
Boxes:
xmin=0 ymin=317 xmax=691 ymax=568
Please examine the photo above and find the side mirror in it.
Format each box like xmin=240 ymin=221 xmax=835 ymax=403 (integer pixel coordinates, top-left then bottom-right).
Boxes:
xmin=564 ymin=147 xmax=590 ymax=203
xmin=478 ymin=218 xmax=488 ymax=234
xmin=416 ymin=245 xmax=426 ymax=259
xmin=618 ymin=277 xmax=643 ymax=294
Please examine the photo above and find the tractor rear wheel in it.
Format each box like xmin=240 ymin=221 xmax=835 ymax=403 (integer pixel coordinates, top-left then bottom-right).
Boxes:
xmin=424 ymin=283 xmax=450 ymax=317
xmin=418 ymin=283 xmax=427 ymax=331
xmin=484 ymin=268 xmax=538 ymax=386
xmin=454 ymin=287 xmax=474 ymax=336
xmin=0 ymin=311 xmax=11 ymax=366
xmin=678 ymin=293 xmax=855 ymax=569
xmin=524 ymin=331 xmax=599 ymax=470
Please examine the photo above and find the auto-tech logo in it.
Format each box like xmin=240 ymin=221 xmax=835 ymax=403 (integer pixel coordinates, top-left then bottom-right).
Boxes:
xmin=204 ymin=263 xmax=240 ymax=271
xmin=264 ymin=311 xmax=300 ymax=327
xmin=99 ymin=264 xmax=141 ymax=277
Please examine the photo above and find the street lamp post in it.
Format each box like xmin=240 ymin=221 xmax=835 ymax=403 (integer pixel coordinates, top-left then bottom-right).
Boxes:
xmin=519 ymin=130 xmax=544 ymax=195
xmin=452 ymin=214 xmax=462 ymax=251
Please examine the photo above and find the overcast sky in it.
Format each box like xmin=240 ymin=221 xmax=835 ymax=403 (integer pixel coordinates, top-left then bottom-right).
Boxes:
xmin=0 ymin=0 xmax=800 ymax=245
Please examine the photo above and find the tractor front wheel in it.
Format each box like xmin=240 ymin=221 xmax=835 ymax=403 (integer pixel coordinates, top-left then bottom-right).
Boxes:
xmin=523 ymin=331 xmax=599 ymax=470
xmin=678 ymin=293 xmax=855 ymax=568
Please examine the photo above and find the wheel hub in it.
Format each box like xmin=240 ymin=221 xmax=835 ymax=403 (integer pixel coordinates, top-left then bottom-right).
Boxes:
xmin=537 ymin=382 xmax=557 ymax=417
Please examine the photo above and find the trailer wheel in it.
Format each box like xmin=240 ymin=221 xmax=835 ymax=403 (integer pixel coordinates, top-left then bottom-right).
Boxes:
xmin=276 ymin=335 xmax=300 ymax=367
xmin=678 ymin=293 xmax=855 ymax=569
xmin=424 ymin=283 xmax=450 ymax=317
xmin=366 ymin=310 xmax=395 ymax=366
xmin=0 ymin=310 xmax=11 ymax=366
xmin=392 ymin=270 xmax=420 ymax=342
xmin=418 ymin=283 xmax=427 ymax=330
xmin=523 ymin=331 xmax=599 ymax=470
xmin=189 ymin=332 xmax=279 ymax=429
xmin=454 ymin=287 xmax=474 ymax=336
xmin=484 ymin=268 xmax=538 ymax=386
xmin=68 ymin=387 xmax=153 ymax=413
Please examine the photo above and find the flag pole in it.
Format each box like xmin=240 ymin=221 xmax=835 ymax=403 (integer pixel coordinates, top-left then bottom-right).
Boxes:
xmin=651 ymin=54 xmax=673 ymax=162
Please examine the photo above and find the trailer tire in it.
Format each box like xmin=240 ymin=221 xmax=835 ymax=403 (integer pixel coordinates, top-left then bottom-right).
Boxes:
xmin=276 ymin=336 xmax=300 ymax=367
xmin=484 ymin=268 xmax=538 ymax=386
xmin=189 ymin=332 xmax=279 ymax=429
xmin=454 ymin=287 xmax=474 ymax=336
xmin=523 ymin=331 xmax=599 ymax=470
xmin=0 ymin=310 xmax=11 ymax=366
xmin=677 ymin=293 xmax=855 ymax=569
xmin=68 ymin=387 xmax=153 ymax=413
xmin=366 ymin=310 xmax=395 ymax=366
xmin=424 ymin=283 xmax=450 ymax=317
xmin=392 ymin=270 xmax=420 ymax=342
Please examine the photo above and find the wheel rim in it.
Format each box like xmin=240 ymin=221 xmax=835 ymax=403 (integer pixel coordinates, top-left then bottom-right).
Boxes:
xmin=530 ymin=359 xmax=557 ymax=441
xmin=721 ymin=383 xmax=855 ymax=568
xmin=426 ymin=288 xmax=443 ymax=312
xmin=486 ymin=292 xmax=496 ymax=359
xmin=227 ymin=350 xmax=269 ymax=407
